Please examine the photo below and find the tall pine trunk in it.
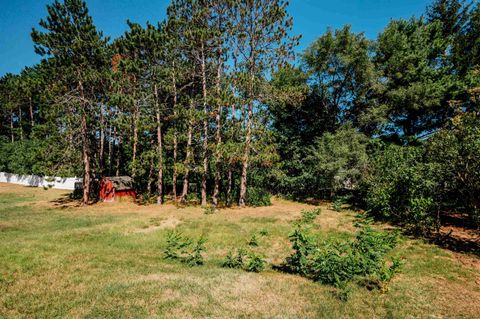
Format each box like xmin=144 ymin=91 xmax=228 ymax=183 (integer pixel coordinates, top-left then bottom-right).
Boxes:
xmin=201 ymin=43 xmax=209 ymax=207
xmin=10 ymin=111 xmax=14 ymax=143
xmin=212 ymin=41 xmax=223 ymax=207
xmin=239 ymin=66 xmax=255 ymax=207
xmin=171 ymin=63 xmax=178 ymax=201
xmin=78 ymin=80 xmax=90 ymax=205
xmin=18 ymin=106 xmax=23 ymax=140
xmin=180 ymin=101 xmax=194 ymax=202
xmin=99 ymin=108 xmax=104 ymax=174
xmin=29 ymin=96 xmax=34 ymax=128
xmin=132 ymin=104 xmax=139 ymax=179
xmin=154 ymin=83 xmax=164 ymax=204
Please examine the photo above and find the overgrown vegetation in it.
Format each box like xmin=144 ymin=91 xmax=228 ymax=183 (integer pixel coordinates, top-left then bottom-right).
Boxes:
xmin=284 ymin=225 xmax=400 ymax=289
xmin=163 ymin=231 xmax=207 ymax=266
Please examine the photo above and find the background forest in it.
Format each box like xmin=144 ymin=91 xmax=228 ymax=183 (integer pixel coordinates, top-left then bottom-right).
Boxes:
xmin=1 ymin=0 xmax=480 ymax=235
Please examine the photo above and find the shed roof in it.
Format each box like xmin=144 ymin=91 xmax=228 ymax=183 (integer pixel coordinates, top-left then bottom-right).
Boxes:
xmin=105 ymin=176 xmax=134 ymax=190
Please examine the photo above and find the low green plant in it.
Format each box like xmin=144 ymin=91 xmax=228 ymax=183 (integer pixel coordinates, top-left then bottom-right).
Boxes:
xmin=184 ymin=236 xmax=207 ymax=267
xmin=332 ymin=199 xmax=343 ymax=212
xmin=245 ymin=252 xmax=266 ymax=272
xmin=248 ymin=233 xmax=259 ymax=246
xmin=204 ymin=206 xmax=216 ymax=215
xmin=222 ymin=249 xmax=265 ymax=272
xmin=163 ymin=231 xmax=191 ymax=260
xmin=259 ymin=228 xmax=269 ymax=236
xmin=284 ymin=225 xmax=400 ymax=288
xmin=163 ymin=231 xmax=207 ymax=267
xmin=221 ymin=248 xmax=247 ymax=269
xmin=299 ymin=208 xmax=321 ymax=224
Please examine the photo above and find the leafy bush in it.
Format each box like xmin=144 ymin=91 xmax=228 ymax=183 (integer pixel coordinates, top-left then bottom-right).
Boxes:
xmin=184 ymin=236 xmax=207 ymax=266
xmin=163 ymin=231 xmax=207 ymax=266
xmin=222 ymin=249 xmax=266 ymax=272
xmin=299 ymin=208 xmax=321 ymax=224
xmin=245 ymin=252 xmax=266 ymax=272
xmin=284 ymin=225 xmax=400 ymax=288
xmin=163 ymin=231 xmax=191 ymax=260
xmin=362 ymin=144 xmax=441 ymax=234
xmin=222 ymin=248 xmax=247 ymax=269
xmin=246 ymin=187 xmax=272 ymax=207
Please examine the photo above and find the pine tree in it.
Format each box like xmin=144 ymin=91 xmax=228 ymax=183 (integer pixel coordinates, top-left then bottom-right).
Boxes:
xmin=32 ymin=0 xmax=110 ymax=204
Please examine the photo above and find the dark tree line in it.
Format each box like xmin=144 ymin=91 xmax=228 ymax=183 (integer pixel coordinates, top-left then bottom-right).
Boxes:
xmin=1 ymin=0 xmax=480 ymax=231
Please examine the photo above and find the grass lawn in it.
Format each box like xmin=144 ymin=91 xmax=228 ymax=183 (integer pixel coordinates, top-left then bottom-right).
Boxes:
xmin=0 ymin=183 xmax=479 ymax=318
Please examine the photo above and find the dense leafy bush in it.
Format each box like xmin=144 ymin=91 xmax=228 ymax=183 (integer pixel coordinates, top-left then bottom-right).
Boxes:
xmin=362 ymin=144 xmax=442 ymax=233
xmin=284 ymin=225 xmax=400 ymax=288
xmin=426 ymin=112 xmax=480 ymax=226
xmin=246 ymin=187 xmax=272 ymax=207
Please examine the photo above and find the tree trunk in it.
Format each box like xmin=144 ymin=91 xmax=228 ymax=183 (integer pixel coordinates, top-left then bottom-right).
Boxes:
xmin=154 ymin=83 xmax=164 ymax=205
xmin=81 ymin=111 xmax=90 ymax=205
xmin=171 ymin=63 xmax=178 ymax=201
xmin=18 ymin=106 xmax=23 ymax=140
xmin=239 ymin=66 xmax=255 ymax=207
xmin=212 ymin=35 xmax=223 ymax=207
xmin=147 ymin=156 xmax=154 ymax=196
xmin=29 ymin=96 xmax=34 ymax=128
xmin=99 ymin=108 xmax=105 ymax=174
xmin=132 ymin=105 xmax=139 ymax=179
xmin=78 ymin=80 xmax=90 ymax=205
xmin=180 ymin=102 xmax=194 ymax=202
xmin=226 ymin=168 xmax=233 ymax=206
xmin=10 ymin=111 xmax=14 ymax=143
xmin=116 ymin=133 xmax=121 ymax=177
xmin=108 ymin=125 xmax=113 ymax=176
xmin=200 ymin=43 xmax=208 ymax=206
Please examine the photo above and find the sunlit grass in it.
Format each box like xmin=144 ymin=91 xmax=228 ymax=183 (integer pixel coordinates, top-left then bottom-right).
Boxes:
xmin=0 ymin=184 xmax=479 ymax=318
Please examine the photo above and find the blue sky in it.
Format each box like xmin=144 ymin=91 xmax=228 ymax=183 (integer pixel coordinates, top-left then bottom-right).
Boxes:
xmin=0 ymin=0 xmax=432 ymax=76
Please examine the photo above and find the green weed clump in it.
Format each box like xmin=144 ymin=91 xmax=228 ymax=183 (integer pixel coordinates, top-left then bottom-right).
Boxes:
xmin=284 ymin=225 xmax=400 ymax=288
xmin=298 ymin=208 xmax=321 ymax=224
xmin=248 ymin=233 xmax=259 ymax=246
xmin=203 ymin=206 xmax=216 ymax=215
xmin=163 ymin=231 xmax=207 ymax=266
xmin=222 ymin=249 xmax=266 ymax=272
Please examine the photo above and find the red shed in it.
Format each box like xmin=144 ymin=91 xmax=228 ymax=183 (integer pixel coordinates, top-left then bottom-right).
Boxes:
xmin=99 ymin=176 xmax=136 ymax=202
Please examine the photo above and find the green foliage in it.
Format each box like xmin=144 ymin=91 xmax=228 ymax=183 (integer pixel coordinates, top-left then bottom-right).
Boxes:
xmin=163 ymin=231 xmax=207 ymax=267
xmin=203 ymin=206 xmax=216 ymax=215
xmin=284 ymin=225 xmax=400 ymax=288
xmin=299 ymin=208 xmax=321 ymax=224
xmin=245 ymin=187 xmax=272 ymax=207
xmin=248 ymin=233 xmax=259 ymax=247
xmin=362 ymin=144 xmax=442 ymax=233
xmin=163 ymin=231 xmax=192 ymax=260
xmin=221 ymin=249 xmax=265 ymax=273
xmin=245 ymin=252 xmax=266 ymax=273
xmin=221 ymin=248 xmax=247 ymax=269
xmin=259 ymin=228 xmax=269 ymax=236
xmin=184 ymin=236 xmax=207 ymax=267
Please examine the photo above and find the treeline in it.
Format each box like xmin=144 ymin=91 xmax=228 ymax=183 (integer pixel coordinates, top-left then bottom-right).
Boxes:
xmin=0 ymin=0 xmax=298 ymax=206
xmin=268 ymin=0 xmax=480 ymax=232
xmin=1 ymin=0 xmax=480 ymax=232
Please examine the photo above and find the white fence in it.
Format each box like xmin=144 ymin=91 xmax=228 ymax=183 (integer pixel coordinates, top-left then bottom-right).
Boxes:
xmin=0 ymin=172 xmax=82 ymax=190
